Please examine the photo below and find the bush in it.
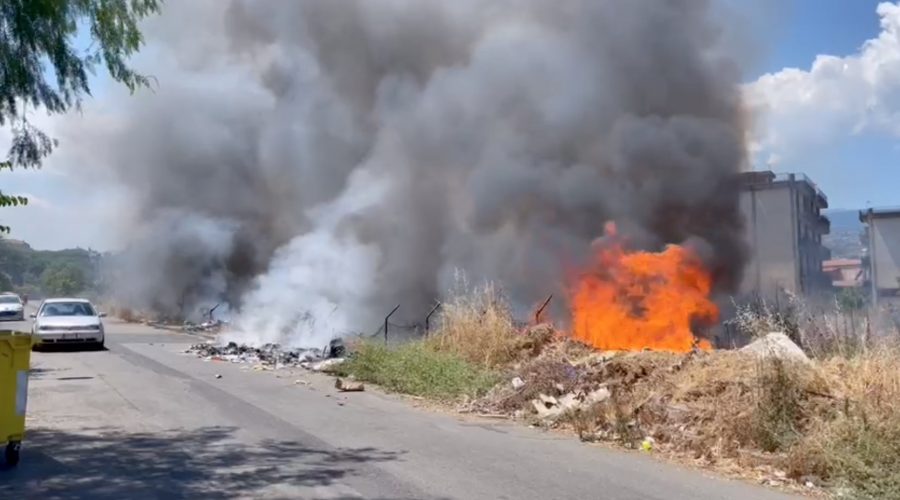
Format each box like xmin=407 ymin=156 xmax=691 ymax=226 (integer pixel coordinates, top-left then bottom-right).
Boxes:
xmin=753 ymin=357 xmax=804 ymax=452
xmin=338 ymin=341 xmax=499 ymax=401
xmin=40 ymin=262 xmax=87 ymax=296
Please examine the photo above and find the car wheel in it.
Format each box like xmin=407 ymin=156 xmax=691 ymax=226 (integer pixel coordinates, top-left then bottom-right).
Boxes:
xmin=5 ymin=441 xmax=20 ymax=467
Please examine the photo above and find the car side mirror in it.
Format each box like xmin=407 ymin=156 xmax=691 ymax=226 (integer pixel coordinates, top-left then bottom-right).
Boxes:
xmin=29 ymin=313 xmax=36 ymax=319
xmin=99 ymin=312 xmax=108 ymax=318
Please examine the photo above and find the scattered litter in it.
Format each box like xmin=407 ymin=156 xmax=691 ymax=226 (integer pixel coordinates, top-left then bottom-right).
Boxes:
xmin=584 ymin=387 xmax=611 ymax=404
xmin=641 ymin=437 xmax=655 ymax=452
xmin=187 ymin=340 xmax=344 ymax=369
xmin=531 ymin=387 xmax=611 ymax=422
xmin=511 ymin=377 xmax=526 ymax=390
xmin=335 ymin=378 xmax=365 ymax=392
xmin=307 ymin=358 xmax=345 ymax=372
xmin=325 ymin=338 xmax=346 ymax=358
xmin=214 ymin=374 xmax=222 ymax=379
xmin=532 ymin=394 xmax=564 ymax=420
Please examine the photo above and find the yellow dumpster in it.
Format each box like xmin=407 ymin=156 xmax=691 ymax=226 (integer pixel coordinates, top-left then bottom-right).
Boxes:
xmin=0 ymin=331 xmax=34 ymax=467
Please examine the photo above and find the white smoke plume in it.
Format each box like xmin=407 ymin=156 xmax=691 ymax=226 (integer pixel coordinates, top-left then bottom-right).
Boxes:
xmin=89 ymin=0 xmax=751 ymax=347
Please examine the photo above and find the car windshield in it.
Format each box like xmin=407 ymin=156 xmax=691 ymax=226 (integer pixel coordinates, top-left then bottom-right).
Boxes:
xmin=0 ymin=295 xmax=20 ymax=304
xmin=40 ymin=302 xmax=96 ymax=317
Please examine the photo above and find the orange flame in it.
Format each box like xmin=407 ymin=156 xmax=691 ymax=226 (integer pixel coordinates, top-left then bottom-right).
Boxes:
xmin=570 ymin=222 xmax=717 ymax=353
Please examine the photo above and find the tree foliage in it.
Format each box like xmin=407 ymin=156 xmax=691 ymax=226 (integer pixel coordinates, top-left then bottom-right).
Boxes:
xmin=0 ymin=271 xmax=12 ymax=292
xmin=1 ymin=0 xmax=162 ymax=231
xmin=837 ymin=287 xmax=866 ymax=311
xmin=0 ymin=237 xmax=101 ymax=296
xmin=41 ymin=261 xmax=87 ymax=296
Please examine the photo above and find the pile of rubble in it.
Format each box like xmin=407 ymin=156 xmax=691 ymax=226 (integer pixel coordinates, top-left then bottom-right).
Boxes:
xmin=468 ymin=332 xmax=825 ymax=456
xmin=186 ymin=338 xmax=346 ymax=370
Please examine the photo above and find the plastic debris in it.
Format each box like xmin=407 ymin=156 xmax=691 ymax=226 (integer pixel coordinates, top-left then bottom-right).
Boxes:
xmin=335 ymin=378 xmax=365 ymax=392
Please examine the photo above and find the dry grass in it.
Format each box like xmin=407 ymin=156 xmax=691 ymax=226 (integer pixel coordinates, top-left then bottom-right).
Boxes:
xmin=114 ymin=306 xmax=139 ymax=323
xmin=730 ymin=293 xmax=898 ymax=359
xmin=785 ymin=347 xmax=900 ymax=497
xmin=471 ymin=340 xmax=883 ymax=491
xmin=425 ymin=282 xmax=552 ymax=368
xmin=475 ymin=346 xmax=776 ymax=454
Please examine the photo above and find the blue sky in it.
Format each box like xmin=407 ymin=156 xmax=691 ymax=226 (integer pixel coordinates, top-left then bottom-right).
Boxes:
xmin=759 ymin=0 xmax=882 ymax=74
xmin=3 ymin=1 xmax=899 ymax=249
xmin=751 ymin=0 xmax=897 ymax=210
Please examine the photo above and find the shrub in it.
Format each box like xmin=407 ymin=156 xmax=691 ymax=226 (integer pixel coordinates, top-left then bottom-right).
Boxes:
xmin=753 ymin=357 xmax=804 ymax=452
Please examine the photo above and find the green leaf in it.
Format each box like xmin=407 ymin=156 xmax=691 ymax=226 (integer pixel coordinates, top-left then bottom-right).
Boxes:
xmin=0 ymin=0 xmax=161 ymax=232
xmin=0 ymin=0 xmax=162 ymax=166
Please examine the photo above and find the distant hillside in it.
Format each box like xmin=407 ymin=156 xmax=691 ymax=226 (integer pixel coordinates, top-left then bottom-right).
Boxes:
xmin=0 ymin=238 xmax=104 ymax=297
xmin=823 ymin=209 xmax=864 ymax=259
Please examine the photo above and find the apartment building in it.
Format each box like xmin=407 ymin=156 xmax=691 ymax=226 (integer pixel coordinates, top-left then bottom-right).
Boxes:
xmin=738 ymin=171 xmax=831 ymax=300
xmin=859 ymin=207 xmax=900 ymax=305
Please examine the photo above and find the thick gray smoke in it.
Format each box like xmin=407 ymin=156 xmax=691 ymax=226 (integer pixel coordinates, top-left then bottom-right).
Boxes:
xmin=105 ymin=0 xmax=749 ymax=347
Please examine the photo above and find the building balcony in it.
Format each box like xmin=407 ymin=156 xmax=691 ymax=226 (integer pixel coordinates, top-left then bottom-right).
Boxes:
xmin=817 ymin=214 xmax=830 ymax=235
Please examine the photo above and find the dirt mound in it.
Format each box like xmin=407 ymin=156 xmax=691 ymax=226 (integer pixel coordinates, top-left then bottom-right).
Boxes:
xmin=471 ymin=340 xmax=834 ymax=470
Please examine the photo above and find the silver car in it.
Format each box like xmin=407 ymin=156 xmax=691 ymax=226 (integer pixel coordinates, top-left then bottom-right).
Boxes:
xmin=31 ymin=298 xmax=106 ymax=349
xmin=0 ymin=293 xmax=25 ymax=321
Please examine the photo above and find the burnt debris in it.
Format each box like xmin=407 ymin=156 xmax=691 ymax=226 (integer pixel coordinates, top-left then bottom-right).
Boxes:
xmin=187 ymin=338 xmax=345 ymax=368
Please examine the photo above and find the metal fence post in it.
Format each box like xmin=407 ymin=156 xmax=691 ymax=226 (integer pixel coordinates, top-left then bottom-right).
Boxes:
xmin=385 ymin=304 xmax=400 ymax=345
xmin=425 ymin=301 xmax=442 ymax=335
xmin=535 ymin=294 xmax=553 ymax=324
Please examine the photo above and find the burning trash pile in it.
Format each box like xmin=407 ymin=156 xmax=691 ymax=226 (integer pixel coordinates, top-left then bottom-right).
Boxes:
xmin=424 ymin=227 xmax=839 ymax=490
xmin=570 ymin=222 xmax=717 ymax=353
xmin=186 ymin=338 xmax=346 ymax=370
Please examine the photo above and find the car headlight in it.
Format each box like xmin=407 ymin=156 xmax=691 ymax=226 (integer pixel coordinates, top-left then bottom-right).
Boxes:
xmin=87 ymin=324 xmax=101 ymax=331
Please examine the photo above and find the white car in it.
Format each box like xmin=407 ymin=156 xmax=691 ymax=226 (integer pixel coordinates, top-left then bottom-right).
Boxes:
xmin=0 ymin=293 xmax=25 ymax=321
xmin=31 ymin=298 xmax=106 ymax=349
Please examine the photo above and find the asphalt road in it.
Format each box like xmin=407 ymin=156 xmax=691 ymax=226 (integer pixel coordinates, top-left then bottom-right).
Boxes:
xmin=0 ymin=315 xmax=798 ymax=500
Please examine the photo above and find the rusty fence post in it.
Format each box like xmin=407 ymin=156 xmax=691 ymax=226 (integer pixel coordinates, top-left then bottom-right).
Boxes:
xmin=425 ymin=301 xmax=442 ymax=336
xmin=384 ymin=304 xmax=400 ymax=345
xmin=535 ymin=294 xmax=553 ymax=324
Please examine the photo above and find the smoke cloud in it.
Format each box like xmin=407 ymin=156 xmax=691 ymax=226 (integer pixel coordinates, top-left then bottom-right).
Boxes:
xmin=99 ymin=0 xmax=750 ymax=347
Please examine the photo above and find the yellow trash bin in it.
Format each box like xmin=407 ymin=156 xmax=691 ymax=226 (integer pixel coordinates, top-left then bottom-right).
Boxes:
xmin=0 ymin=331 xmax=34 ymax=467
